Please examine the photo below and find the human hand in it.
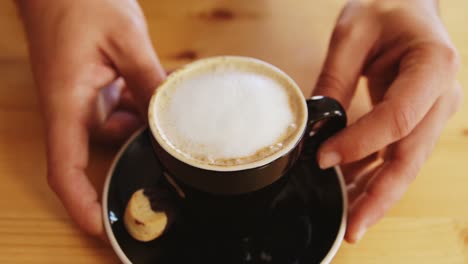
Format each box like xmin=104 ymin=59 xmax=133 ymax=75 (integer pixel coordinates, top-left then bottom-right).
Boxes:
xmin=314 ymin=0 xmax=462 ymax=242
xmin=17 ymin=0 xmax=166 ymax=237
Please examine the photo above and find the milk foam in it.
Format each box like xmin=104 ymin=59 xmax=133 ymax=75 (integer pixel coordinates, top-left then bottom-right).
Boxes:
xmin=155 ymin=69 xmax=298 ymax=165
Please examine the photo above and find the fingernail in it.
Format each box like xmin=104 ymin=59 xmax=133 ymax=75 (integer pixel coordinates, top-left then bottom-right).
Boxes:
xmin=354 ymin=227 xmax=366 ymax=242
xmin=319 ymin=151 xmax=341 ymax=169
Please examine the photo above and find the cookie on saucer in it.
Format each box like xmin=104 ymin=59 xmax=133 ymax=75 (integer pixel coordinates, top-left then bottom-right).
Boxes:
xmin=124 ymin=189 xmax=169 ymax=242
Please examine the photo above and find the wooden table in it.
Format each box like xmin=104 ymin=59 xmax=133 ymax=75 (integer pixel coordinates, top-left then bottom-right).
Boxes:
xmin=0 ymin=0 xmax=467 ymax=263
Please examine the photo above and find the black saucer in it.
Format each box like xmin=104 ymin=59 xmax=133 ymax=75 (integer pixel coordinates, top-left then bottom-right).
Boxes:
xmin=103 ymin=128 xmax=346 ymax=264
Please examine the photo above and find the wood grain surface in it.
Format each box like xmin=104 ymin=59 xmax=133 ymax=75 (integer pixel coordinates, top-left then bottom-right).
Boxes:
xmin=0 ymin=0 xmax=467 ymax=263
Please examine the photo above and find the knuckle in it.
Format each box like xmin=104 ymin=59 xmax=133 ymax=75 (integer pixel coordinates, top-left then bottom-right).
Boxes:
xmin=110 ymin=15 xmax=148 ymax=50
xmin=440 ymin=45 xmax=460 ymax=73
xmin=425 ymin=42 xmax=460 ymax=73
xmin=118 ymin=14 xmax=147 ymax=35
xmin=389 ymin=102 xmax=417 ymax=139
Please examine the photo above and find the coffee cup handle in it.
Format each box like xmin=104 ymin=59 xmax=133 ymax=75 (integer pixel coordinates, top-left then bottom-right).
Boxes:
xmin=302 ymin=96 xmax=347 ymax=159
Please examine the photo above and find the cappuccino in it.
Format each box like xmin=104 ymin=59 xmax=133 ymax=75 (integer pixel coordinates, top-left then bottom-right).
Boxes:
xmin=149 ymin=57 xmax=307 ymax=171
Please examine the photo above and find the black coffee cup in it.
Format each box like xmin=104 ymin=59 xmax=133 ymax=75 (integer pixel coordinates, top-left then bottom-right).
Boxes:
xmin=147 ymin=57 xmax=346 ymax=233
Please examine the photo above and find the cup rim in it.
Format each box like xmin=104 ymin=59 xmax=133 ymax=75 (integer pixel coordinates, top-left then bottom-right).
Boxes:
xmin=102 ymin=128 xmax=347 ymax=264
xmin=148 ymin=56 xmax=308 ymax=172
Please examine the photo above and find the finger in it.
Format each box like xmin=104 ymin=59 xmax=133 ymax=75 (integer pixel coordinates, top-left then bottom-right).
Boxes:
xmin=91 ymin=110 xmax=143 ymax=145
xmin=95 ymin=78 xmax=125 ymax=124
xmin=318 ymin=44 xmax=460 ymax=169
xmin=46 ymin=107 xmax=103 ymax=237
xmin=347 ymin=163 xmax=381 ymax=206
xmin=105 ymin=19 xmax=166 ymax=116
xmin=345 ymin=83 xmax=462 ymax=243
xmin=96 ymin=79 xmax=140 ymax=118
xmin=313 ymin=2 xmax=380 ymax=109
xmin=118 ymin=88 xmax=140 ymax=115
xmin=341 ymin=152 xmax=382 ymax=184
xmin=92 ymin=79 xmax=142 ymax=144
xmin=364 ymin=44 xmax=403 ymax=104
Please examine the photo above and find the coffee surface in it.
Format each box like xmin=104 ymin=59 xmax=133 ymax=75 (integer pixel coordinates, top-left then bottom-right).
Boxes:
xmin=150 ymin=57 xmax=305 ymax=168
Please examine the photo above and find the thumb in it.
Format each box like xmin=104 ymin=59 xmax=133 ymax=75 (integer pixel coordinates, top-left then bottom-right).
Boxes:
xmin=46 ymin=103 xmax=104 ymax=237
xmin=106 ymin=24 xmax=166 ymax=117
xmin=313 ymin=4 xmax=378 ymax=109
